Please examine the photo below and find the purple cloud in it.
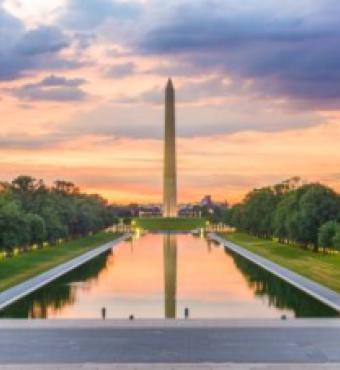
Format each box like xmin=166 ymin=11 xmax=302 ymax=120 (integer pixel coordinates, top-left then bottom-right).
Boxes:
xmin=105 ymin=62 xmax=137 ymax=78
xmin=0 ymin=5 xmax=78 ymax=80
xmin=135 ymin=0 xmax=340 ymax=109
xmin=9 ymin=75 xmax=88 ymax=102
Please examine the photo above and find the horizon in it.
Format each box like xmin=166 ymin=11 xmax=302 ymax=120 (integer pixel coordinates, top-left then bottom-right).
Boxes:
xmin=1 ymin=0 xmax=340 ymax=204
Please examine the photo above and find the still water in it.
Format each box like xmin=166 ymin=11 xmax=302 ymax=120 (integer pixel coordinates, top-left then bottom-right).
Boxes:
xmin=0 ymin=233 xmax=338 ymax=319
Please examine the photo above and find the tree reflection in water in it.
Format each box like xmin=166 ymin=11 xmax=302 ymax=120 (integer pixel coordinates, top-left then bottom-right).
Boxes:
xmin=0 ymin=251 xmax=111 ymax=318
xmin=226 ymin=248 xmax=339 ymax=317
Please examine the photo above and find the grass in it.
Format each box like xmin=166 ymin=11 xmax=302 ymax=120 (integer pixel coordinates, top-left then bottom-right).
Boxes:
xmin=219 ymin=231 xmax=340 ymax=293
xmin=133 ymin=217 xmax=206 ymax=231
xmin=0 ymin=232 xmax=121 ymax=293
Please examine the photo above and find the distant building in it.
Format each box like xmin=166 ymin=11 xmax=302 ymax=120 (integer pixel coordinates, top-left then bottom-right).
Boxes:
xmin=200 ymin=195 xmax=229 ymax=210
xmin=178 ymin=204 xmax=195 ymax=217
xmin=200 ymin=195 xmax=213 ymax=207
xmin=138 ymin=205 xmax=162 ymax=217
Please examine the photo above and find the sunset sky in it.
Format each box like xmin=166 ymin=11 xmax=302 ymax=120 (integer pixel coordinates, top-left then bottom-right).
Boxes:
xmin=1 ymin=0 xmax=340 ymax=204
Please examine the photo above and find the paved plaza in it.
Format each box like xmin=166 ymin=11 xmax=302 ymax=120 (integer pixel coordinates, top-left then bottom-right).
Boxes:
xmin=1 ymin=364 xmax=340 ymax=370
xmin=0 ymin=320 xmax=340 ymax=366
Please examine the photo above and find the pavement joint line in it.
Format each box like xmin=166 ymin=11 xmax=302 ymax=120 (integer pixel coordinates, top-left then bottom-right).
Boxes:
xmin=208 ymin=233 xmax=340 ymax=313
xmin=0 ymin=233 xmax=131 ymax=311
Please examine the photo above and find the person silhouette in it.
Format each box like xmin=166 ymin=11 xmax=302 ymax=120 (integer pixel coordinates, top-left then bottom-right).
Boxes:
xmin=101 ymin=307 xmax=106 ymax=320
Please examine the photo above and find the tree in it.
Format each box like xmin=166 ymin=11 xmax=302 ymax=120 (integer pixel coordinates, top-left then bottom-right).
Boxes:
xmin=298 ymin=184 xmax=339 ymax=251
xmin=273 ymin=193 xmax=297 ymax=243
xmin=0 ymin=175 xmax=118 ymax=252
xmin=53 ymin=180 xmax=79 ymax=195
xmin=333 ymin=228 xmax=340 ymax=250
xmin=229 ymin=204 xmax=244 ymax=230
xmin=229 ymin=179 xmax=340 ymax=253
xmin=0 ymin=202 xmax=30 ymax=250
xmin=25 ymin=213 xmax=46 ymax=245
xmin=318 ymin=221 xmax=338 ymax=249
xmin=242 ymin=187 xmax=278 ymax=238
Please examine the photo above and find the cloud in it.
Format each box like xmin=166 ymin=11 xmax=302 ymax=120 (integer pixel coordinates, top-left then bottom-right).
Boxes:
xmin=59 ymin=0 xmax=142 ymax=30
xmin=113 ymin=77 xmax=235 ymax=104
xmin=0 ymin=134 xmax=57 ymax=149
xmin=105 ymin=62 xmax=137 ymax=78
xmin=15 ymin=26 xmax=69 ymax=55
xmin=0 ymin=4 xmax=24 ymax=43
xmin=133 ymin=0 xmax=340 ymax=109
xmin=73 ymin=32 xmax=97 ymax=49
xmin=38 ymin=75 xmax=86 ymax=87
xmin=119 ymin=77 xmax=238 ymax=104
xmin=9 ymin=75 xmax=89 ymax=102
xmin=0 ymin=4 xmax=79 ymax=80
xmin=59 ymin=95 xmax=319 ymax=140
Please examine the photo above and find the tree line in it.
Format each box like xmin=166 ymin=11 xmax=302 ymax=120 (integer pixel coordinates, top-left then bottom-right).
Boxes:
xmin=224 ymin=177 xmax=340 ymax=252
xmin=0 ymin=176 xmax=118 ymax=252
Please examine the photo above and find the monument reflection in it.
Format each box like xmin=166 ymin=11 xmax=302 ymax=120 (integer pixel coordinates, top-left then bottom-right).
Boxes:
xmin=163 ymin=233 xmax=177 ymax=318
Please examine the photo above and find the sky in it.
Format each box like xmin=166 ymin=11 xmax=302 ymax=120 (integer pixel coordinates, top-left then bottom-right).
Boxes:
xmin=1 ymin=0 xmax=340 ymax=204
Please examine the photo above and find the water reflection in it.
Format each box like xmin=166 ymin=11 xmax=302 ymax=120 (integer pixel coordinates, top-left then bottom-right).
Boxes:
xmin=164 ymin=233 xmax=177 ymax=318
xmin=0 ymin=251 xmax=110 ymax=318
xmin=228 ymin=249 xmax=338 ymax=317
xmin=0 ymin=233 xmax=338 ymax=319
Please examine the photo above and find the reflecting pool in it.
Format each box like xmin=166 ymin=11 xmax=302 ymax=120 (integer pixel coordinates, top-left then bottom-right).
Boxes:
xmin=0 ymin=233 xmax=338 ymax=319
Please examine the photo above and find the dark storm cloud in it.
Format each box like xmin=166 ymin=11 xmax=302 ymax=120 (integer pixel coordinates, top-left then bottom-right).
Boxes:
xmin=59 ymin=0 xmax=142 ymax=30
xmin=136 ymin=0 xmax=340 ymax=109
xmin=9 ymin=75 xmax=88 ymax=102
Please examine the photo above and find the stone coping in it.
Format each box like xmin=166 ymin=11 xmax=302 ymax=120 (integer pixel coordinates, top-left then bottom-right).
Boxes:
xmin=1 ymin=318 xmax=340 ymax=329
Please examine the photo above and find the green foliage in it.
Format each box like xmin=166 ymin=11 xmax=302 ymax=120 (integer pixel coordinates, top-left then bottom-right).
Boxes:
xmin=333 ymin=229 xmax=340 ymax=250
xmin=133 ymin=217 xmax=206 ymax=231
xmin=228 ymin=178 xmax=340 ymax=251
xmin=299 ymin=184 xmax=339 ymax=250
xmin=242 ymin=187 xmax=279 ymax=238
xmin=0 ymin=201 xmax=30 ymax=249
xmin=0 ymin=176 xmax=118 ymax=251
xmin=318 ymin=221 xmax=338 ymax=249
xmin=25 ymin=213 xmax=46 ymax=245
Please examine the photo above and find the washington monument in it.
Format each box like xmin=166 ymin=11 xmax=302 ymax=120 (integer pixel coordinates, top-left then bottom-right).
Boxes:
xmin=163 ymin=78 xmax=177 ymax=217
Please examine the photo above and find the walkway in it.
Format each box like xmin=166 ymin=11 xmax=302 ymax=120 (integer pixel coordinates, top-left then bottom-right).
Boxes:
xmin=0 ymin=233 xmax=131 ymax=310
xmin=208 ymin=233 xmax=340 ymax=312
xmin=1 ymin=365 xmax=340 ymax=370
xmin=0 ymin=320 xmax=340 ymax=364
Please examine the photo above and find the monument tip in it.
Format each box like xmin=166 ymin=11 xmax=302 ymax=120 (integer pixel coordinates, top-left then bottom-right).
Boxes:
xmin=166 ymin=78 xmax=173 ymax=89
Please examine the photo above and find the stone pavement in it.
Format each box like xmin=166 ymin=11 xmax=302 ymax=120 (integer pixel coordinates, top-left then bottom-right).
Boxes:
xmin=1 ymin=364 xmax=340 ymax=369
xmin=1 ymin=320 xmax=340 ymax=365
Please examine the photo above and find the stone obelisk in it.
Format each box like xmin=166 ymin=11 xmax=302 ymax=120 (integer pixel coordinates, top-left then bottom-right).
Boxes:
xmin=163 ymin=78 xmax=177 ymax=217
